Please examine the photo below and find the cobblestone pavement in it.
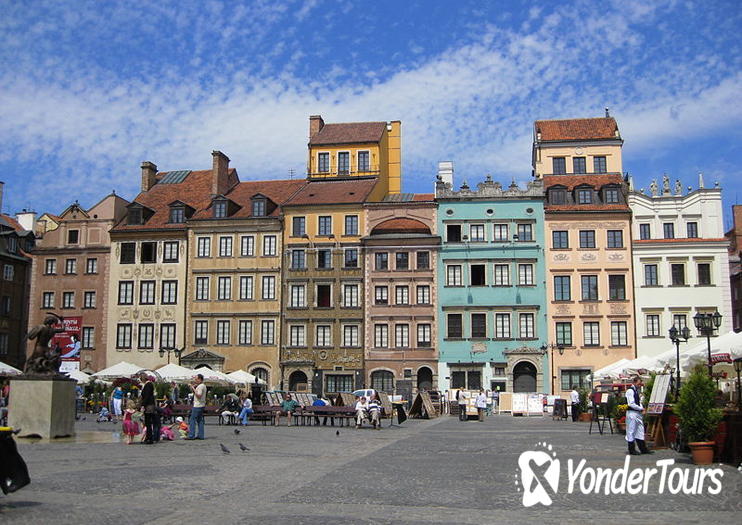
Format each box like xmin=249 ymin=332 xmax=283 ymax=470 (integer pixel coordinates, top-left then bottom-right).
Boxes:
xmin=1 ymin=414 xmax=740 ymax=524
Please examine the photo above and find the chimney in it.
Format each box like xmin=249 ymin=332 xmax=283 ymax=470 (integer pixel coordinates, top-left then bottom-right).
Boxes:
xmin=16 ymin=209 xmax=37 ymax=231
xmin=309 ymin=115 xmax=325 ymax=139
xmin=141 ymin=162 xmax=158 ymax=191
xmin=437 ymin=161 xmax=454 ymax=187
xmin=212 ymin=150 xmax=230 ymax=196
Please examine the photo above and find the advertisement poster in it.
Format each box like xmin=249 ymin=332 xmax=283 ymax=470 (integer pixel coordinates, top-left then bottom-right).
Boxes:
xmin=52 ymin=316 xmax=82 ymax=373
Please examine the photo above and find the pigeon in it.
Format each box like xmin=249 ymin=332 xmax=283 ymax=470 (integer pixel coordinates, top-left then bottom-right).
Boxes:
xmin=233 ymin=428 xmax=240 ymax=435
xmin=82 ymin=417 xmax=86 ymax=421
xmin=220 ymin=443 xmax=231 ymax=454
xmin=238 ymin=443 xmax=249 ymax=452
xmin=336 ymin=430 xmax=340 ymax=436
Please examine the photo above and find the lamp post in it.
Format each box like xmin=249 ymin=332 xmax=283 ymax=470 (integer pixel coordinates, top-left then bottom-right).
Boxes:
xmin=668 ymin=325 xmax=690 ymax=395
xmin=692 ymin=311 xmax=723 ymax=377
xmin=734 ymin=357 xmax=742 ymax=410
xmin=540 ymin=343 xmax=565 ymax=394
xmin=159 ymin=346 xmax=182 ymax=365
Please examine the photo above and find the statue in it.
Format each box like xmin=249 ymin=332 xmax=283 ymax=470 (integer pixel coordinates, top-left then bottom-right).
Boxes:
xmin=649 ymin=179 xmax=658 ymax=196
xmin=674 ymin=179 xmax=682 ymax=195
xmin=24 ymin=313 xmax=66 ymax=375
xmin=662 ymin=174 xmax=670 ymax=194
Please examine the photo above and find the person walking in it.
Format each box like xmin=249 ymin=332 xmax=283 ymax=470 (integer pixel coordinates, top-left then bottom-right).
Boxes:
xmin=111 ymin=386 xmax=124 ymax=422
xmin=626 ymin=376 xmax=653 ymax=455
xmin=475 ymin=390 xmax=487 ymax=422
xmin=187 ymin=374 xmax=206 ymax=440
xmin=457 ymin=389 xmax=468 ymax=421
xmin=139 ymin=373 xmax=157 ymax=444
xmin=570 ymin=387 xmax=580 ymax=422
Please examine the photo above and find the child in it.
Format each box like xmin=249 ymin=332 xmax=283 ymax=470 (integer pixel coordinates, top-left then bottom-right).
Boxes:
xmin=121 ymin=400 xmax=140 ymax=445
xmin=96 ymin=406 xmax=111 ymax=423
xmin=174 ymin=416 xmax=189 ymax=439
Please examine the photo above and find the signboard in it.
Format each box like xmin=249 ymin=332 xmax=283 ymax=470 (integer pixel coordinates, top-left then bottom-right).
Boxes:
xmin=647 ymin=374 xmax=671 ymax=415
xmin=511 ymin=393 xmax=528 ymax=415
xmin=711 ymin=353 xmax=732 ymax=364
xmin=498 ymin=392 xmax=513 ymax=414
xmin=52 ymin=317 xmax=82 ymax=373
xmin=527 ymin=394 xmax=544 ymax=416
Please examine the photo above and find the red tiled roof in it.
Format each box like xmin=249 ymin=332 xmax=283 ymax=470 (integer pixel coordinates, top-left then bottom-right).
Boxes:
xmin=371 ymin=218 xmax=431 ymax=235
xmin=0 ymin=214 xmax=25 ymax=232
xmin=633 ymin=238 xmax=728 ymax=244
xmin=191 ymin=179 xmax=306 ymax=220
xmin=309 ymin=122 xmax=386 ymax=145
xmin=535 ymin=117 xmax=619 ymax=141
xmin=412 ymin=193 xmax=435 ymax=202
xmin=546 ymin=204 xmax=630 ymax=212
xmin=283 ymin=178 xmax=378 ymax=206
xmin=543 ymin=174 xmax=624 ymax=191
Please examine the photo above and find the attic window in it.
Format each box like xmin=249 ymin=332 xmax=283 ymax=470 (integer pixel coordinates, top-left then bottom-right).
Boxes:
xmin=577 ymin=189 xmax=592 ymax=204
xmin=127 ymin=208 xmax=143 ymax=225
xmin=213 ymin=200 xmax=227 ymax=219
xmin=6 ymin=237 xmax=17 ymax=254
xmin=550 ymin=189 xmax=566 ymax=205
xmin=252 ymin=198 xmax=266 ymax=217
xmin=169 ymin=205 xmax=185 ymax=224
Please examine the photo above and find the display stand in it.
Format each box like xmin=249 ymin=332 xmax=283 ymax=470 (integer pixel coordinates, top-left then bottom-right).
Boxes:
xmin=588 ymin=392 xmax=613 ymax=435
xmin=552 ymin=399 xmax=568 ymax=421
xmin=646 ymin=374 xmax=671 ymax=449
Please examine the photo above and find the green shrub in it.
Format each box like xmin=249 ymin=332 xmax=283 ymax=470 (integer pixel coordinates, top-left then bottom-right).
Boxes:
xmin=676 ymin=365 xmax=723 ymax=443
xmin=577 ymin=388 xmax=590 ymax=413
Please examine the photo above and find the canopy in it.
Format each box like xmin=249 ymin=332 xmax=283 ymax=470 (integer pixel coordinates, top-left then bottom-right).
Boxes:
xmin=0 ymin=361 xmax=22 ymax=376
xmin=226 ymin=369 xmax=265 ymax=385
xmin=92 ymin=361 xmax=143 ymax=379
xmin=592 ymin=358 xmax=632 ymax=380
xmin=679 ymin=331 xmax=742 ymax=369
xmin=156 ymin=363 xmax=197 ymax=382
xmin=194 ymin=366 xmax=235 ymax=385
xmin=66 ymin=369 xmax=91 ymax=384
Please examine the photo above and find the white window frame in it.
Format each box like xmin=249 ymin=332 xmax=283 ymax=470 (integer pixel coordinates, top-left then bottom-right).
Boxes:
xmin=518 ymin=264 xmax=534 ymax=285
xmin=197 ymin=236 xmax=211 ymax=257
xmin=216 ymin=320 xmax=230 ymax=345
xmin=446 ymin=265 xmax=462 ymax=286
xmin=217 ymin=276 xmax=232 ymax=300
xmin=262 ymin=276 xmax=276 ymax=300
xmin=316 ymin=325 xmax=332 ymax=347
xmin=395 ymin=285 xmax=409 ymax=305
xmin=289 ymin=325 xmax=305 ymax=347
xmin=342 ymin=324 xmax=359 ymax=347
xmin=290 ymin=284 xmax=306 ymax=307
xmin=343 ymin=284 xmax=359 ymax=307
xmin=519 ymin=313 xmax=535 ymax=338
xmin=416 ymin=285 xmax=430 ymax=305
xmin=239 ymin=276 xmax=254 ymax=300
xmin=218 ymin=236 xmax=233 ymax=257
xmin=374 ymin=324 xmax=388 ymax=348
xmin=238 ymin=320 xmax=252 ymax=345
xmin=195 ymin=276 xmax=210 ymax=301
xmin=240 ymin=235 xmax=255 ymax=256
xmin=395 ymin=324 xmax=410 ymax=348
xmin=495 ymin=313 xmax=511 ymax=338
xmin=262 ymin=235 xmax=277 ymax=256
xmin=261 ymin=320 xmax=275 ymax=345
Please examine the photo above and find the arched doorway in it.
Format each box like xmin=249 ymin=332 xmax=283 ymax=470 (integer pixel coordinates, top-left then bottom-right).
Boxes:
xmin=513 ymin=361 xmax=537 ymax=393
xmin=370 ymin=370 xmax=394 ymax=393
xmin=289 ymin=370 xmax=308 ymax=392
xmin=251 ymin=367 xmax=269 ymax=386
xmin=417 ymin=367 xmax=433 ymax=391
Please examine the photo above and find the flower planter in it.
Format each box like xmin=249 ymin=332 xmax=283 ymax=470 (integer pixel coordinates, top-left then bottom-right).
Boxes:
xmin=578 ymin=413 xmax=592 ymax=422
xmin=688 ymin=441 xmax=715 ymax=465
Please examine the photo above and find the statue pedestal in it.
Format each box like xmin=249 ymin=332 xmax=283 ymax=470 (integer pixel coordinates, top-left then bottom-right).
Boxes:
xmin=8 ymin=377 xmax=76 ymax=439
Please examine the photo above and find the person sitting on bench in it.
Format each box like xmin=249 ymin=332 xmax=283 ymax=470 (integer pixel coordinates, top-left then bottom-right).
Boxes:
xmin=355 ymin=396 xmax=369 ymax=428
xmin=368 ymin=394 xmax=382 ymax=430
xmin=275 ymin=393 xmax=299 ymax=427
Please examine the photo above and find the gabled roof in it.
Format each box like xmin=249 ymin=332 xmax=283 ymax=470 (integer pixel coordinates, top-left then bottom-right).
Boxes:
xmin=283 ymin=178 xmax=378 ymax=206
xmin=309 ymin=122 xmax=386 ymax=146
xmin=191 ymin=179 xmax=306 ymax=220
xmin=59 ymin=202 xmax=90 ymax=220
xmin=535 ymin=117 xmax=619 ymax=142
xmin=0 ymin=214 xmax=25 ymax=232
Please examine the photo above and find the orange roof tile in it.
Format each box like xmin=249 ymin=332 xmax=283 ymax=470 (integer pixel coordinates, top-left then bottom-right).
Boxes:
xmin=543 ymin=174 xmax=624 ymax=191
xmin=0 ymin=214 xmax=25 ymax=232
xmin=546 ymin=204 xmax=630 ymax=212
xmin=371 ymin=218 xmax=431 ymax=235
xmin=412 ymin=193 xmax=435 ymax=202
xmin=535 ymin=117 xmax=619 ymax=142
xmin=284 ymin=178 xmax=378 ymax=206
xmin=191 ymin=179 xmax=306 ymax=220
xmin=309 ymin=122 xmax=386 ymax=145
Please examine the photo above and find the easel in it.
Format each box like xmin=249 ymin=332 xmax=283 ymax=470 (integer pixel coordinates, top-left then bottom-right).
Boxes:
xmin=588 ymin=393 xmax=614 ymax=435
xmin=646 ymin=374 xmax=671 ymax=449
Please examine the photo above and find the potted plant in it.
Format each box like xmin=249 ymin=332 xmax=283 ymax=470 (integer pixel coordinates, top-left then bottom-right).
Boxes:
xmin=614 ymin=404 xmax=628 ymax=433
xmin=577 ymin=388 xmax=592 ymax=422
xmin=676 ymin=365 xmax=723 ymax=465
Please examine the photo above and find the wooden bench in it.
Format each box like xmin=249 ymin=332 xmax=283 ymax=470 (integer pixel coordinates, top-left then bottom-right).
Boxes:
xmin=168 ymin=404 xmax=220 ymax=422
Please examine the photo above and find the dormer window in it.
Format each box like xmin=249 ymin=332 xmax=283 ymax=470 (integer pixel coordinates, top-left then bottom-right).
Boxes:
xmin=252 ymin=198 xmax=266 ymax=217
xmin=127 ymin=208 xmax=143 ymax=225
xmin=577 ymin=189 xmax=592 ymax=204
xmin=213 ymin=200 xmax=227 ymax=218
xmin=604 ymin=187 xmax=620 ymax=204
xmin=169 ymin=205 xmax=185 ymax=224
xmin=6 ymin=237 xmax=17 ymax=254
xmin=550 ymin=188 xmax=567 ymax=205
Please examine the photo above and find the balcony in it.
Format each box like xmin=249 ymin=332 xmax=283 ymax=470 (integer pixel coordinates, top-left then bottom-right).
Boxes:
xmin=308 ymin=165 xmax=381 ymax=179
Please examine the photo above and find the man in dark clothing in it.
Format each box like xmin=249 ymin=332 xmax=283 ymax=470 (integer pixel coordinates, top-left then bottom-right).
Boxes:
xmin=139 ymin=373 xmax=158 ymax=444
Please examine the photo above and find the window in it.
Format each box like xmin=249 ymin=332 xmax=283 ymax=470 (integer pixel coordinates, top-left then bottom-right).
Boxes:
xmin=239 ymin=276 xmax=254 ymax=300
xmin=604 ymin=188 xmax=620 ymax=203
xmin=343 ymin=325 xmax=359 ymax=347
xmin=447 ymin=265 xmax=462 ymax=286
xmin=358 ymin=151 xmax=370 ymax=172
xmin=344 ymin=248 xmax=358 ymax=268
xmin=583 ymin=322 xmax=600 ymax=346
xmin=82 ymin=327 xmax=94 ymax=349
xmin=326 ymin=374 xmax=354 ymax=393
xmin=698 ymin=263 xmax=711 ymax=285
xmin=337 ymin=152 xmax=350 ymax=174
xmin=194 ymin=321 xmax=208 ymax=344
xmin=594 ymin=156 xmax=607 ymax=173
xmin=577 ymin=189 xmax=592 ymax=204
xmin=639 ymin=224 xmax=650 ymax=240
xmin=447 ymin=224 xmax=462 ymax=242
xmin=553 ymin=157 xmax=566 ymax=174
xmin=162 ymin=281 xmax=178 ymax=304
xmin=573 ymin=157 xmax=586 ymax=174
xmin=375 ymin=252 xmax=388 ymax=270
xmin=552 ymin=231 xmax=569 ymax=249
xmin=197 ymin=237 xmax=211 ymax=257
xmin=195 ymin=277 xmax=209 ymax=301
xmin=213 ymin=200 xmax=227 ymax=218
xmin=494 ymin=264 xmax=510 ymax=286
xmin=663 ymin=223 xmax=675 ymax=239
xmin=644 ymin=264 xmax=658 ymax=286
xmin=262 ymin=235 xmax=276 ymax=256
xmin=127 ymin=208 xmax=142 ymax=226
xmin=262 ymin=276 xmax=276 ymax=300
xmin=65 ymin=258 xmax=77 ymax=274
xmin=608 ymin=275 xmax=626 ymax=300
xmin=581 ymin=275 xmax=598 ymax=300
xmin=345 ymin=215 xmax=359 ymax=236
xmin=395 ymin=285 xmax=409 ymax=305
xmin=561 ymin=369 xmax=591 ymax=391
xmin=579 ymin=230 xmax=595 ymax=248
xmin=607 ymin=230 xmax=623 ymax=248
xmin=66 ymin=229 xmax=79 ymax=244
xmin=82 ymin=292 xmax=95 ymax=308
xmin=395 ymin=324 xmax=410 ymax=347
xmin=118 ymin=281 xmax=134 ymax=305
xmin=470 ymin=224 xmax=485 ymax=242
xmin=289 ymin=325 xmax=305 ymax=347
xmin=0 ymin=296 xmax=9 ymax=316
xmin=238 ymin=320 xmax=252 ymax=345
xmin=160 ymin=323 xmax=176 ymax=348
xmin=519 ymin=313 xmax=535 ymax=338
xmin=317 ymin=249 xmax=332 ymax=269
xmin=291 ymin=249 xmax=306 ymax=269
xmin=261 ymin=320 xmax=275 ymax=345
xmin=218 ymin=236 xmax=233 ymax=257
xmin=554 ymin=275 xmax=571 ymax=301
xmin=687 ymin=222 xmax=698 ymax=238
xmin=120 ymin=242 xmax=136 ymax=264
xmin=318 ymin=152 xmax=329 ymax=173
xmin=217 ymin=277 xmax=232 ymax=300
xmin=138 ymin=324 xmax=154 ymax=349
xmin=471 ymin=313 xmax=487 ymax=338
xmin=556 ymin=322 xmax=572 ymax=346
xmin=318 ymin=216 xmax=332 ymax=235
xmin=518 ymin=264 xmax=533 ymax=285
xmin=44 ymin=259 xmax=57 ymax=275
xmin=416 ymin=285 xmax=430 ymax=305
xmin=140 ymin=242 xmax=156 ymax=263
xmin=169 ymin=206 xmax=185 ymax=224
xmin=116 ymin=324 xmax=132 ymax=349
xmin=611 ymin=321 xmax=628 ymax=346
xmin=495 ymin=313 xmax=511 ymax=338
xmin=417 ymin=251 xmax=430 ymax=269
xmin=671 ymin=264 xmax=685 ymax=286
xmin=290 ymin=284 xmax=306 ymax=307
xmin=217 ymin=320 xmax=230 ymax=344
xmin=374 ymin=324 xmax=389 ymax=348
xmin=395 ymin=252 xmax=409 ymax=270
xmin=139 ymin=281 xmax=155 ymax=305
xmin=646 ymin=315 xmax=660 ymax=337
xmin=240 ymin=236 xmax=255 ymax=256
xmin=417 ymin=324 xmax=431 ymax=347
xmin=375 ymin=285 xmax=389 ymax=305
xmin=673 ymin=314 xmax=687 ymax=330
xmin=550 ymin=189 xmax=567 ymax=205
xmin=447 ymin=314 xmax=463 ymax=338
xmin=493 ymin=224 xmax=508 ymax=241
xmin=517 ymin=224 xmax=533 ymax=241
xmin=2 ymin=265 xmax=12 ymax=281
xmin=163 ymin=242 xmax=178 ymax=263
xmin=5 ymin=237 xmax=16 ymax=254
xmin=343 ymin=284 xmax=359 ymax=307
xmin=42 ymin=292 xmax=54 ymax=309
xmin=252 ymin=199 xmax=266 ymax=217
xmin=316 ymin=325 xmax=331 ymax=347
xmin=292 ymin=217 xmax=306 ymax=237
xmin=316 ymin=284 xmax=331 ymax=307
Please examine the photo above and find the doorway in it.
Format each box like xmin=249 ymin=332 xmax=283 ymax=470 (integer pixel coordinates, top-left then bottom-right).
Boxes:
xmin=288 ymin=370 xmax=308 ymax=392
xmin=513 ymin=361 xmax=537 ymax=393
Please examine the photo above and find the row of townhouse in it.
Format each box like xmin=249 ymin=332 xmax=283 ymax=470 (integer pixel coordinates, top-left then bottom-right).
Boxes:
xmin=25 ymin=113 xmax=731 ymax=396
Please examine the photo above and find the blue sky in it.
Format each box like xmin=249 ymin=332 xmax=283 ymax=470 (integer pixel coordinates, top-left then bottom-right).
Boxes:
xmin=1 ymin=1 xmax=740 ymax=227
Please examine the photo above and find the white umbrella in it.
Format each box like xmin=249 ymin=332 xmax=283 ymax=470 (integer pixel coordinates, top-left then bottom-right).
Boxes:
xmin=680 ymin=331 xmax=742 ymax=368
xmin=66 ymin=369 xmax=92 ymax=384
xmin=593 ymin=358 xmax=631 ymax=380
xmin=156 ymin=363 xmax=196 ymax=382
xmin=92 ymin=361 xmax=143 ymax=379
xmin=0 ymin=361 xmax=22 ymax=376
xmin=227 ymin=370 xmax=261 ymax=385
xmin=194 ymin=366 xmax=235 ymax=385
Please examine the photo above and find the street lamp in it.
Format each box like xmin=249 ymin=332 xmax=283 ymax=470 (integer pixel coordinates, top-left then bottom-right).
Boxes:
xmin=668 ymin=325 xmax=690 ymax=395
xmin=734 ymin=357 xmax=742 ymax=410
xmin=159 ymin=346 xmax=182 ymax=365
xmin=692 ymin=311 xmax=723 ymax=377
xmin=541 ymin=343 xmax=565 ymax=394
